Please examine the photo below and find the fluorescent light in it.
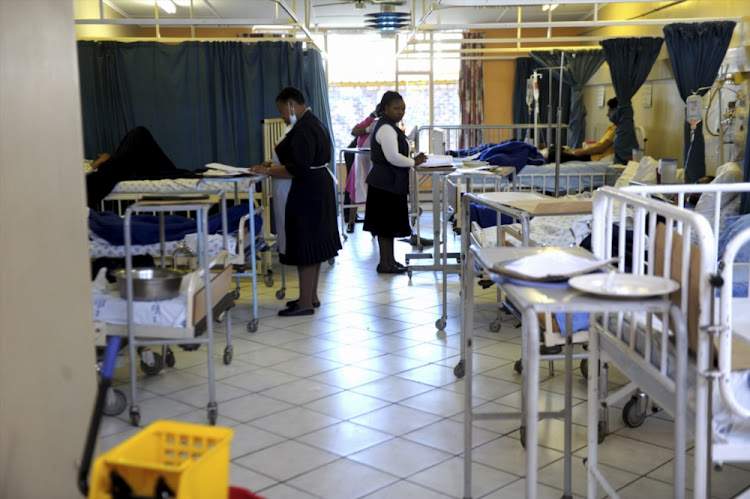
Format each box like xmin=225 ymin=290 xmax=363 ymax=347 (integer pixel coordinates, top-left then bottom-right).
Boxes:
xmin=172 ymin=0 xmax=192 ymax=6
xmin=542 ymin=3 xmax=558 ymax=10
xmin=156 ymin=0 xmax=176 ymax=14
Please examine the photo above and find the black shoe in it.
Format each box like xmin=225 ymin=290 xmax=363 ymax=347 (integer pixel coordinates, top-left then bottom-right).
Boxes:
xmin=346 ymin=224 xmax=355 ymax=233
xmin=278 ymin=304 xmax=315 ymax=317
xmin=286 ymin=299 xmax=321 ymax=308
xmin=376 ymin=264 xmax=407 ymax=274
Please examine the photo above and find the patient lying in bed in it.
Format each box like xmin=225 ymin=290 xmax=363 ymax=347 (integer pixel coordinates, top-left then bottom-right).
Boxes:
xmin=86 ymin=126 xmax=200 ymax=208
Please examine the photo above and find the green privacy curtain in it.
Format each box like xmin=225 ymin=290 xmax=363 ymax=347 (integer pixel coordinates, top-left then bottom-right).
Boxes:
xmin=600 ymin=37 xmax=664 ymax=164
xmin=459 ymin=32 xmax=484 ymax=148
xmin=663 ymin=21 xmax=736 ymax=183
xmin=78 ymin=41 xmax=331 ymax=170
xmin=530 ymin=50 xmax=605 ymax=148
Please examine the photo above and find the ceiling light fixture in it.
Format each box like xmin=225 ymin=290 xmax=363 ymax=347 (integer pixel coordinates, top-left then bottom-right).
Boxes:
xmin=541 ymin=4 xmax=558 ymax=11
xmin=172 ymin=0 xmax=192 ymax=6
xmin=156 ymin=0 xmax=177 ymax=14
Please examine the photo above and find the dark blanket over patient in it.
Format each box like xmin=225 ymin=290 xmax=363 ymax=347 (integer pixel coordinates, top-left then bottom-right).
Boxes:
xmin=88 ymin=204 xmax=260 ymax=245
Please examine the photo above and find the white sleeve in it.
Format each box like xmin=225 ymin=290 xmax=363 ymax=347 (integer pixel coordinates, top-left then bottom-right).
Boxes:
xmin=375 ymin=126 xmax=414 ymax=168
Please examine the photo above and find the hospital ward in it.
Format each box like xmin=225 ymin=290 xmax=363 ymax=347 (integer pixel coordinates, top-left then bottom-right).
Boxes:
xmin=7 ymin=0 xmax=750 ymax=497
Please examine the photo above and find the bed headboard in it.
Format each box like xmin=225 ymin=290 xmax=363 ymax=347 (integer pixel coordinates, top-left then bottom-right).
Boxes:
xmin=262 ymin=118 xmax=287 ymax=162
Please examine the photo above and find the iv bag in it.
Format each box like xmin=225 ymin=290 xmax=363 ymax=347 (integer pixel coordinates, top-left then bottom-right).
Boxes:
xmin=533 ymin=76 xmax=540 ymax=100
xmin=686 ymin=94 xmax=702 ymax=128
xmin=526 ymin=78 xmax=534 ymax=108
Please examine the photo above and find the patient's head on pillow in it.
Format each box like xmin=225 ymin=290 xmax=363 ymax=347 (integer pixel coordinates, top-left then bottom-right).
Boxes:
xmin=694 ymin=162 xmax=743 ymax=232
xmin=686 ymin=176 xmax=715 ymax=205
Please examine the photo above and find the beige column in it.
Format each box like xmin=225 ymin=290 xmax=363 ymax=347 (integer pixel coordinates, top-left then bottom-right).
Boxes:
xmin=0 ymin=1 xmax=98 ymax=497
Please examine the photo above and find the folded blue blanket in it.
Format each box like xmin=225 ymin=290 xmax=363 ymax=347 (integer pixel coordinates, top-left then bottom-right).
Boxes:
xmin=477 ymin=141 xmax=546 ymax=170
xmin=89 ymin=204 xmax=260 ymax=245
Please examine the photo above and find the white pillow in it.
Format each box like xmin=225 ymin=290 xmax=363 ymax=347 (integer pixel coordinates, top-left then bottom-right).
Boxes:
xmin=695 ymin=161 xmax=743 ymax=233
xmin=613 ymin=156 xmax=657 ymax=189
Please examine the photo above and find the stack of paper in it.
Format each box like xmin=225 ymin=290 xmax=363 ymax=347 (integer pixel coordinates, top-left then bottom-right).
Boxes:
xmin=204 ymin=162 xmax=251 ymax=176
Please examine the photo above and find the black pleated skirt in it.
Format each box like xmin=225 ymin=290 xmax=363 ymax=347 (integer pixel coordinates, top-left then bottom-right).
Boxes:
xmin=363 ymin=185 xmax=412 ymax=238
xmin=281 ymin=168 xmax=341 ymax=266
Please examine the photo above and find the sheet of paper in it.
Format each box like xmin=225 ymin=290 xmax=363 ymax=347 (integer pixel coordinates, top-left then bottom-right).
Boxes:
xmin=202 ymin=168 xmax=244 ymax=177
xmin=205 ymin=162 xmax=250 ymax=174
xmin=500 ymin=251 xmax=605 ymax=279
xmin=421 ymin=155 xmax=454 ymax=167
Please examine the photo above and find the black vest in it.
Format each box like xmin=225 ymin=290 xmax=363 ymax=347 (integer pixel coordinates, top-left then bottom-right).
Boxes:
xmin=366 ymin=117 xmax=411 ymax=195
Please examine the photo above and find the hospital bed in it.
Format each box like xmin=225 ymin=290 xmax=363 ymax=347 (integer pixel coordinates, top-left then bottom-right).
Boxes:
xmin=93 ymin=171 xmax=269 ymax=333
xmin=586 ymin=183 xmax=750 ymax=498
xmin=92 ymin=194 xmax=237 ymax=427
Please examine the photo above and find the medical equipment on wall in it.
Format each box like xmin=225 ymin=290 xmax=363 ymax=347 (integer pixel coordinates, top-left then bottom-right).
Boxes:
xmin=703 ymin=72 xmax=747 ymax=169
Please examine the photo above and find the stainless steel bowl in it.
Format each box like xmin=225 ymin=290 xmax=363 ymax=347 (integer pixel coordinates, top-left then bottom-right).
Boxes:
xmin=114 ymin=267 xmax=184 ymax=301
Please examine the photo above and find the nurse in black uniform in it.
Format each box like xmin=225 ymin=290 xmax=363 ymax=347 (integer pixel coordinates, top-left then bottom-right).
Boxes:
xmin=250 ymin=87 xmax=341 ymax=316
xmin=364 ymin=91 xmax=427 ymax=274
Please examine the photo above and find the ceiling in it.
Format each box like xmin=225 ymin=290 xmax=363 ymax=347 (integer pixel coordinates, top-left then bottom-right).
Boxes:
xmin=94 ymin=0 xmax=680 ymax=33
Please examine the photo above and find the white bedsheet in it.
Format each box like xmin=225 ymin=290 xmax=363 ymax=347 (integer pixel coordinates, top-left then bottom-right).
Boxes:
xmin=518 ymin=161 xmax=622 ymax=192
xmin=110 ymin=178 xmax=254 ymax=194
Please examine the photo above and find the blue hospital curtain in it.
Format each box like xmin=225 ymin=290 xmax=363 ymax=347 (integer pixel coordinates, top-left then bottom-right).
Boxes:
xmin=530 ymin=50 xmax=605 ymax=148
xmin=303 ymin=49 xmax=335 ymax=169
xmin=664 ymin=21 xmax=736 ymax=184
xmin=77 ymin=41 xmax=326 ymax=170
xmin=600 ymin=37 xmax=664 ymax=164
xmin=740 ymin=125 xmax=750 ymax=214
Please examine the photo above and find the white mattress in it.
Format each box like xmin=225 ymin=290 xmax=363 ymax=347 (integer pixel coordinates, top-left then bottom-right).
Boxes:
xmin=110 ymin=178 xmax=254 ymax=194
xmin=89 ymin=232 xmax=239 ymax=259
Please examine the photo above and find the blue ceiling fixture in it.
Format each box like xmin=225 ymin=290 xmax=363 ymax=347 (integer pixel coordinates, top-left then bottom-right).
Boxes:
xmin=365 ymin=11 xmax=410 ymax=31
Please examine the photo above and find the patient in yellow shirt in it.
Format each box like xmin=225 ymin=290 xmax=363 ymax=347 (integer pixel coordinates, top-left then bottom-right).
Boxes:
xmin=550 ymin=97 xmax=617 ymax=162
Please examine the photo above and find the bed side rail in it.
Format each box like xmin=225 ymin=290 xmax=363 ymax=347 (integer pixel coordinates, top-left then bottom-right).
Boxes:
xmin=517 ymin=171 xmax=618 ymax=194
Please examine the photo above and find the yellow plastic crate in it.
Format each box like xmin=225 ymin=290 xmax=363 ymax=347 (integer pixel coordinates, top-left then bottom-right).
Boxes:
xmin=89 ymin=420 xmax=233 ymax=499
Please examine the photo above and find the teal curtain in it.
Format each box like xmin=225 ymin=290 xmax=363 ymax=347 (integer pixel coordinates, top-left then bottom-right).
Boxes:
xmin=530 ymin=50 xmax=605 ymax=148
xmin=600 ymin=37 xmax=664 ymax=164
xmin=78 ymin=41 xmax=330 ymax=171
xmin=664 ymin=21 xmax=736 ymax=183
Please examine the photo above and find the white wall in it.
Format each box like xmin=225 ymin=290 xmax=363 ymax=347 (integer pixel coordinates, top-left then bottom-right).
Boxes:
xmin=0 ymin=1 xmax=98 ymax=497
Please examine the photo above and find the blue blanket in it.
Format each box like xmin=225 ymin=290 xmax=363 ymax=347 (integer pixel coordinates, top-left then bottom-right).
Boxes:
xmin=477 ymin=141 xmax=546 ymax=170
xmin=89 ymin=204 xmax=261 ymax=245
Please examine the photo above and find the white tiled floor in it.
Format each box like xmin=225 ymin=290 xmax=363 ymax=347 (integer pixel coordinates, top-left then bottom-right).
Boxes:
xmin=97 ymin=211 xmax=750 ymax=498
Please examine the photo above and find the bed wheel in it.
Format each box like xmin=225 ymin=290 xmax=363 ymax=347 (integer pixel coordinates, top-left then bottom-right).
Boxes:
xmin=275 ymin=288 xmax=286 ymax=300
xmin=139 ymin=350 xmax=164 ymax=376
xmin=514 ymin=359 xmax=523 ymax=374
xmin=223 ymin=345 xmax=233 ymax=365
xmin=453 ymin=360 xmax=465 ymax=379
xmin=165 ymin=349 xmax=175 ymax=368
xmin=207 ymin=403 xmax=218 ymax=425
xmin=622 ymin=395 xmax=648 ymax=428
xmin=232 ymin=289 xmax=241 ymax=300
xmin=247 ymin=320 xmax=258 ymax=333
xmin=264 ymin=274 xmax=274 ymax=287
xmin=328 ymin=258 xmax=335 ymax=265
xmin=579 ymin=359 xmax=588 ymax=379
xmin=407 ymin=270 xmax=413 ymax=279
xmin=519 ymin=425 xmax=526 ymax=448
xmin=103 ymin=388 xmax=127 ymax=417
xmin=129 ymin=406 xmax=140 ymax=427
xmin=435 ymin=318 xmax=447 ymax=330
xmin=489 ymin=320 xmax=501 ymax=333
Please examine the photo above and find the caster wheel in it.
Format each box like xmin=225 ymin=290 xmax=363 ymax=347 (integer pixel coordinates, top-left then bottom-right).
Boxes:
xmin=165 ymin=349 xmax=175 ymax=368
xmin=519 ymin=426 xmax=526 ymax=448
xmin=435 ymin=318 xmax=447 ymax=330
xmin=453 ymin=360 xmax=465 ymax=378
xmin=264 ymin=275 xmax=273 ymax=287
xmin=622 ymin=396 xmax=648 ymax=428
xmin=207 ymin=403 xmax=218 ymax=425
xmin=275 ymin=289 xmax=286 ymax=300
xmin=407 ymin=271 xmax=413 ymax=279
xmin=223 ymin=345 xmax=233 ymax=365
xmin=247 ymin=320 xmax=258 ymax=333
xmin=580 ymin=358 xmax=588 ymax=379
xmin=488 ymin=320 xmax=501 ymax=333
xmin=328 ymin=258 xmax=335 ymax=265
xmin=129 ymin=407 xmax=140 ymax=426
xmin=514 ymin=359 xmax=523 ymax=374
xmin=232 ymin=289 xmax=240 ymax=300
xmin=140 ymin=351 xmax=164 ymax=376
xmin=597 ymin=420 xmax=607 ymax=444
xmin=103 ymin=388 xmax=127 ymax=417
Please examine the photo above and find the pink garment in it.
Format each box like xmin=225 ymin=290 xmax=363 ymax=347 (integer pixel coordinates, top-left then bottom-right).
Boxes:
xmin=356 ymin=116 xmax=376 ymax=148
